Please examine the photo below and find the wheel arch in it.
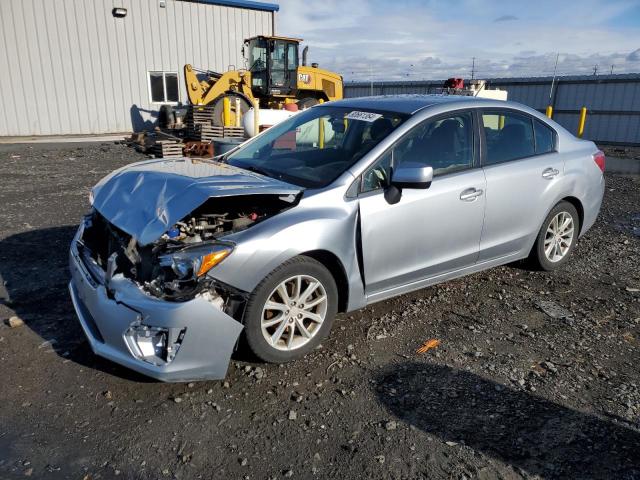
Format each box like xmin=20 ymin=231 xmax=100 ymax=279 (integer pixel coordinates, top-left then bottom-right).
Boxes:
xmin=300 ymin=249 xmax=349 ymax=313
xmin=560 ymin=196 xmax=584 ymax=234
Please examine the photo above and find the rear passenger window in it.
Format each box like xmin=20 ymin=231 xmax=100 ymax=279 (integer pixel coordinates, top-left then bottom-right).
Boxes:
xmin=534 ymin=119 xmax=556 ymax=154
xmin=482 ymin=111 xmax=535 ymax=165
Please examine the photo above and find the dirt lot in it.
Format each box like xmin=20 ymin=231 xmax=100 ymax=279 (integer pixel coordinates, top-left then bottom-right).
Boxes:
xmin=0 ymin=142 xmax=639 ymax=480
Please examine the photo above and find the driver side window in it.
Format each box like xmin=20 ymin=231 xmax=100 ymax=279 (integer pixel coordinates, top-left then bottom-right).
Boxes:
xmin=360 ymin=111 xmax=475 ymax=193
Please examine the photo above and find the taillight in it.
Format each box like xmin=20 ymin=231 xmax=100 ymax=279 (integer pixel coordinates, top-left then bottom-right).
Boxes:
xmin=593 ymin=150 xmax=605 ymax=173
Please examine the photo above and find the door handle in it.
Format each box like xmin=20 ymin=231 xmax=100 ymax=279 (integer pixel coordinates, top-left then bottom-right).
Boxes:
xmin=542 ymin=167 xmax=560 ymax=179
xmin=460 ymin=188 xmax=484 ymax=201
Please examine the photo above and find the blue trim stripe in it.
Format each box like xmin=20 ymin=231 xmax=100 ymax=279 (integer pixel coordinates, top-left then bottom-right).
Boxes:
xmin=183 ymin=0 xmax=279 ymax=12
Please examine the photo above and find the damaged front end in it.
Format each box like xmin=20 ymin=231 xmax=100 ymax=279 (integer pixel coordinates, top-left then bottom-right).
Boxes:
xmin=69 ymin=158 xmax=302 ymax=381
xmin=82 ymin=193 xmax=293 ymax=304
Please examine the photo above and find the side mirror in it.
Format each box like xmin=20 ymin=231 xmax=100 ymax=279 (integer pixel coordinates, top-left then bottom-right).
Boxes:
xmin=391 ymin=162 xmax=433 ymax=189
xmin=384 ymin=163 xmax=433 ymax=205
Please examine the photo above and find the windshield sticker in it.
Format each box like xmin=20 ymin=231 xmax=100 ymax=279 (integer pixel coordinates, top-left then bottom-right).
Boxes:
xmin=345 ymin=111 xmax=383 ymax=122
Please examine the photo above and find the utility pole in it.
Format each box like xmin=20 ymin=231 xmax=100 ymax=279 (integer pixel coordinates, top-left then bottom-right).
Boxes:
xmin=592 ymin=65 xmax=598 ymax=76
xmin=369 ymin=65 xmax=373 ymax=96
xmin=471 ymin=57 xmax=476 ymax=80
xmin=610 ymin=64 xmax=614 ymax=74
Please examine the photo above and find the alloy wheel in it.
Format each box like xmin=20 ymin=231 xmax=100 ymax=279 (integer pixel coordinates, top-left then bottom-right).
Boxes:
xmin=261 ymin=275 xmax=328 ymax=351
xmin=544 ymin=211 xmax=575 ymax=262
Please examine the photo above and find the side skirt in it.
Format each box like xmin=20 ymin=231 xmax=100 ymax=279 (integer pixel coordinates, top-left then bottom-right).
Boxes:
xmin=365 ymin=252 xmax=524 ymax=305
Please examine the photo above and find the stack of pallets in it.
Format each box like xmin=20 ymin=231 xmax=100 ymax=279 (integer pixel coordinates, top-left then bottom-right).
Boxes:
xmin=152 ymin=140 xmax=184 ymax=158
xmin=222 ymin=126 xmax=245 ymax=138
xmin=185 ymin=105 xmax=247 ymax=141
xmin=191 ymin=124 xmax=224 ymax=142
xmin=186 ymin=105 xmax=215 ymax=140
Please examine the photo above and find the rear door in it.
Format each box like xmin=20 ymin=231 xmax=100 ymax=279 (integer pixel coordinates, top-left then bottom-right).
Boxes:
xmin=479 ymin=109 xmax=563 ymax=261
xmin=358 ymin=110 xmax=486 ymax=295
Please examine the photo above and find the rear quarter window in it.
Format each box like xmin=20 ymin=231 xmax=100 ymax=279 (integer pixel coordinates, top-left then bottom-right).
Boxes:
xmin=534 ymin=119 xmax=557 ymax=154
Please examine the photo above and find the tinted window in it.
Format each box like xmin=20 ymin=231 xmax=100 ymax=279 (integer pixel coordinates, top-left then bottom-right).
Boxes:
xmin=149 ymin=72 xmax=165 ymax=103
xmin=149 ymin=72 xmax=179 ymax=103
xmin=482 ymin=111 xmax=535 ymax=165
xmin=360 ymin=112 xmax=474 ymax=193
xmin=165 ymin=73 xmax=179 ymax=103
xmin=534 ymin=119 xmax=556 ymax=154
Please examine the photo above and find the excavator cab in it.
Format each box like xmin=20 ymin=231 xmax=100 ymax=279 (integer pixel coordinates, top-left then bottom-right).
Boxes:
xmin=245 ymin=36 xmax=300 ymax=98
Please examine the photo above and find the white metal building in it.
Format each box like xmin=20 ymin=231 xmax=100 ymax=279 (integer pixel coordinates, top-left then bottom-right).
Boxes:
xmin=0 ymin=0 xmax=278 ymax=137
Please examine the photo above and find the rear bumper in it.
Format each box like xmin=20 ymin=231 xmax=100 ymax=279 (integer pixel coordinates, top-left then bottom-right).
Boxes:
xmin=68 ymin=224 xmax=243 ymax=382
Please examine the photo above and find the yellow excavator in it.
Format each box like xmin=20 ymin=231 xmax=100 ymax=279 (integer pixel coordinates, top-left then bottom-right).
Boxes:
xmin=184 ymin=35 xmax=343 ymax=125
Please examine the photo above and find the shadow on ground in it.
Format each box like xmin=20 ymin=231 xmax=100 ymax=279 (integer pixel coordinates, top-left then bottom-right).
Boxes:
xmin=375 ymin=362 xmax=640 ymax=479
xmin=0 ymin=226 xmax=153 ymax=383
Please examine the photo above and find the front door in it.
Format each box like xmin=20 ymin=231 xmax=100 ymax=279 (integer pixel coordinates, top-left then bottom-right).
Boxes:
xmin=358 ymin=111 xmax=486 ymax=296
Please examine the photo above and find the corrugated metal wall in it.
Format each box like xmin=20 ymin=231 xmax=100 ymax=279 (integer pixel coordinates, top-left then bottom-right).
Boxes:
xmin=345 ymin=74 xmax=640 ymax=145
xmin=0 ymin=0 xmax=273 ymax=136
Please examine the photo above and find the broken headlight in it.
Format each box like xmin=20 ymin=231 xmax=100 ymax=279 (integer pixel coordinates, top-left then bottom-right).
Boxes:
xmin=159 ymin=243 xmax=233 ymax=281
xmin=125 ymin=324 xmax=186 ymax=365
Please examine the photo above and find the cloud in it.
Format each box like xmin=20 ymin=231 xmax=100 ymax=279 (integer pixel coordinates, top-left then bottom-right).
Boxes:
xmin=494 ymin=15 xmax=519 ymax=22
xmin=627 ymin=48 xmax=640 ymax=62
xmin=265 ymin=0 xmax=640 ymax=80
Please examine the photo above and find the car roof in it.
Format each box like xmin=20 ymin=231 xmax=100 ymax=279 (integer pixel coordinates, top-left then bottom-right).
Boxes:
xmin=325 ymin=94 xmax=509 ymax=115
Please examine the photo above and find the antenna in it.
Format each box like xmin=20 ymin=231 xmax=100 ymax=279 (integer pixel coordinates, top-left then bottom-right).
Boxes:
xmin=549 ymin=53 xmax=559 ymax=104
xmin=471 ymin=57 xmax=476 ymax=80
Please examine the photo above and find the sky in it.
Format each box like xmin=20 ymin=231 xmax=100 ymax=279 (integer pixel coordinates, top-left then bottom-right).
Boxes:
xmin=260 ymin=0 xmax=640 ymax=81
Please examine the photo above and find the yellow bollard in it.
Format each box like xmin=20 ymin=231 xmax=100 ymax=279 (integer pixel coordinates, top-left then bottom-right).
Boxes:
xmin=223 ymin=97 xmax=231 ymax=127
xmin=234 ymin=97 xmax=241 ymax=127
xmin=253 ymin=99 xmax=260 ymax=137
xmin=577 ymin=107 xmax=587 ymax=138
xmin=546 ymin=105 xmax=553 ymax=119
xmin=318 ymin=117 xmax=325 ymax=149
xmin=319 ymin=98 xmax=324 ymax=104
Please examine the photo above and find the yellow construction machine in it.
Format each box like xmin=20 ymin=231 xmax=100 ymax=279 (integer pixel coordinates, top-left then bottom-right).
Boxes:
xmin=184 ymin=35 xmax=343 ymax=125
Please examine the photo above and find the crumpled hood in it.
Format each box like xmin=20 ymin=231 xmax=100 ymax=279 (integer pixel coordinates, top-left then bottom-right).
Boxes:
xmin=91 ymin=158 xmax=302 ymax=246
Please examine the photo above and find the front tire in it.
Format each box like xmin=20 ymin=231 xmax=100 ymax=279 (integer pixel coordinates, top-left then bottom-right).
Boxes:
xmin=243 ymin=256 xmax=338 ymax=363
xmin=211 ymin=93 xmax=251 ymax=127
xmin=530 ymin=201 xmax=580 ymax=271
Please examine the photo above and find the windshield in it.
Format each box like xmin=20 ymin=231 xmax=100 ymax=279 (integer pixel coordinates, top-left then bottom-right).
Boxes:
xmin=248 ymin=39 xmax=267 ymax=72
xmin=226 ymin=106 xmax=407 ymax=188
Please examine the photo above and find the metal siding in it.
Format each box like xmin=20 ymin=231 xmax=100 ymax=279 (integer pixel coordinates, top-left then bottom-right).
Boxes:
xmin=0 ymin=0 xmax=273 ymax=136
xmin=345 ymin=75 xmax=640 ymax=144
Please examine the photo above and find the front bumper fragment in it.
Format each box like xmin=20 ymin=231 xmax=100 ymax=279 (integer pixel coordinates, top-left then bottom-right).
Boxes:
xmin=68 ymin=225 xmax=244 ymax=382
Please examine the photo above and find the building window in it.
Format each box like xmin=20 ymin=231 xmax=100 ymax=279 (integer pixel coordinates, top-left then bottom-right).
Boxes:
xmin=148 ymin=71 xmax=179 ymax=104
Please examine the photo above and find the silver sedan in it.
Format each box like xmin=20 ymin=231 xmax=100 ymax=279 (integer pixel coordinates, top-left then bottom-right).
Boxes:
xmin=69 ymin=95 xmax=605 ymax=381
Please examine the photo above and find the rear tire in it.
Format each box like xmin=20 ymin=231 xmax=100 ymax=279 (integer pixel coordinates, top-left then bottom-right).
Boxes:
xmin=242 ymin=256 xmax=338 ymax=363
xmin=297 ymin=97 xmax=320 ymax=109
xmin=530 ymin=201 xmax=580 ymax=271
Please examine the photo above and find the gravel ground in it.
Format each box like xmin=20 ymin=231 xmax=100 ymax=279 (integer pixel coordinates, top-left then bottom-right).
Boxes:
xmin=600 ymin=144 xmax=640 ymax=161
xmin=0 ymin=142 xmax=639 ymax=480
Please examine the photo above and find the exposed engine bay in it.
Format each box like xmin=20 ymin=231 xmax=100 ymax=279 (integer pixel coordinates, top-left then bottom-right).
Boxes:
xmin=81 ymin=194 xmax=296 ymax=306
